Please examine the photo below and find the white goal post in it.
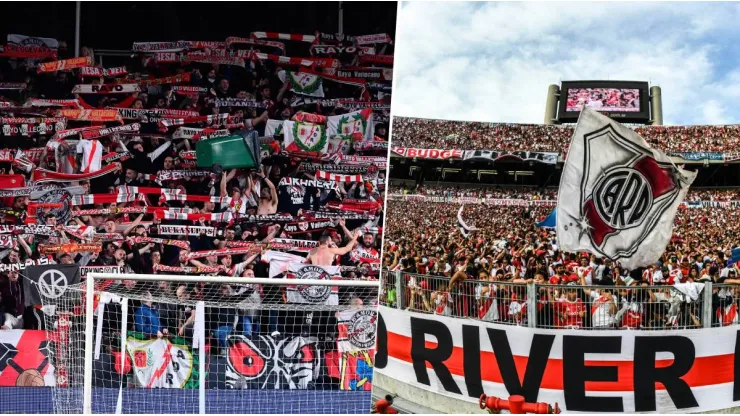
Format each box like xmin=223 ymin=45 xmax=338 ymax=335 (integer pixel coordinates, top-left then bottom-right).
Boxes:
xmin=51 ymin=272 xmax=381 ymax=414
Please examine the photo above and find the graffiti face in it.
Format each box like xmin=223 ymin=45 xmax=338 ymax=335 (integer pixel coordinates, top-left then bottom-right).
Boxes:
xmin=226 ymin=335 xmax=320 ymax=389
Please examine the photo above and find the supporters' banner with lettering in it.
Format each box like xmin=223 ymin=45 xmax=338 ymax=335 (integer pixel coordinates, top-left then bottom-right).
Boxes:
xmin=557 ymin=108 xmax=696 ymax=269
xmin=285 ymin=263 xmax=340 ymax=305
xmin=327 ymin=109 xmax=374 ymax=141
xmin=310 ymin=45 xmax=375 ymax=57
xmin=37 ymin=56 xmax=92 ymax=73
xmin=283 ymin=121 xmax=329 ymax=153
xmin=464 ymin=150 xmax=558 ymax=165
xmin=377 ymin=305 xmax=740 ymax=413
xmin=391 ymin=147 xmax=464 ymax=160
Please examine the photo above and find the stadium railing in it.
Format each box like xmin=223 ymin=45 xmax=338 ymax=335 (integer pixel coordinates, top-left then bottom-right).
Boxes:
xmin=380 ymin=271 xmax=737 ymax=330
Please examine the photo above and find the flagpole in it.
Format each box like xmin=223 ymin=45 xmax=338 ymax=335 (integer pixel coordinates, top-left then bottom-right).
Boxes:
xmin=74 ymin=1 xmax=81 ymax=57
xmin=338 ymin=1 xmax=344 ymax=37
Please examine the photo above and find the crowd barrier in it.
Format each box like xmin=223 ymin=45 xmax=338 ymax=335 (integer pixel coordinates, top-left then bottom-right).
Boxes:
xmin=375 ymin=270 xmax=740 ymax=413
xmin=387 ymin=193 xmax=740 ymax=208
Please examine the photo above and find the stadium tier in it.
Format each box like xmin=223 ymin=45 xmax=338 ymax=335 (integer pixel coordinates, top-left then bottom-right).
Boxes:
xmin=377 ymin=114 xmax=740 ymax=414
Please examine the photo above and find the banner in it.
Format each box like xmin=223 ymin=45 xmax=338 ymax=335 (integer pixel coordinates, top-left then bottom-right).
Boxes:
xmin=355 ymin=33 xmax=393 ymax=45
xmin=126 ymin=336 xmax=197 ymax=388
xmin=668 ymin=152 xmax=724 ymax=161
xmin=185 ymin=52 xmax=245 ymax=67
xmin=464 ymin=150 xmax=558 ymax=164
xmin=139 ymin=73 xmax=191 ymax=87
xmin=72 ymin=83 xmax=141 ymax=94
xmin=0 ymin=83 xmax=26 ymax=90
xmin=377 ymin=305 xmax=740 ymax=414
xmin=0 ymin=44 xmax=56 ymax=59
xmin=285 ymin=263 xmax=340 ymax=305
xmin=225 ymin=334 xmax=320 ymax=389
xmin=254 ymin=53 xmax=339 ymax=69
xmin=391 ymin=147 xmax=464 ymax=159
xmin=0 ymin=330 xmax=55 ymax=387
xmin=336 ymin=309 xmax=377 ymax=352
xmin=557 ymin=108 xmax=696 ymax=270
xmin=225 ymin=37 xmax=286 ymax=53
xmin=310 ymin=45 xmax=375 ymax=56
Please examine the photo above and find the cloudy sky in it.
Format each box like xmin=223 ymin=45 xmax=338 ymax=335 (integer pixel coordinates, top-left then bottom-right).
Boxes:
xmin=391 ymin=2 xmax=740 ymax=125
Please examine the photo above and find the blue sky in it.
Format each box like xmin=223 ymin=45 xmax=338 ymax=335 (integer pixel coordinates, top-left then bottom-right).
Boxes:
xmin=391 ymin=2 xmax=740 ymax=125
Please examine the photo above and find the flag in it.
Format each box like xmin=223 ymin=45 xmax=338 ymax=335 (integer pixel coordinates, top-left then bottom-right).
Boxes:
xmin=457 ymin=205 xmax=476 ymax=237
xmin=126 ymin=334 xmax=198 ymax=388
xmin=279 ymin=71 xmax=325 ymax=98
xmin=282 ymin=120 xmax=329 ymax=153
xmin=285 ymin=263 xmax=340 ymax=305
xmin=556 ymin=108 xmax=696 ymax=269
xmin=336 ymin=309 xmax=377 ymax=352
xmin=536 ymin=208 xmax=557 ymax=229
xmin=264 ymin=119 xmax=283 ymax=137
xmin=327 ymin=109 xmax=374 ymax=141
xmin=23 ymin=264 xmax=81 ymax=306
xmin=339 ymin=350 xmax=374 ymax=391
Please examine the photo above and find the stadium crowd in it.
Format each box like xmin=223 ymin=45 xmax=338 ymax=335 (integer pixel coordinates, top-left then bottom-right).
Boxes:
xmin=391 ymin=117 xmax=740 ymax=153
xmin=389 ymin=184 xmax=740 ymax=203
xmin=0 ymin=31 xmax=390 ymax=364
xmin=381 ymin=190 xmax=740 ymax=330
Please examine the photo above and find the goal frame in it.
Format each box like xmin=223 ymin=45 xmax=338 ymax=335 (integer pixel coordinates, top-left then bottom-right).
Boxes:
xmin=82 ymin=272 xmax=380 ymax=414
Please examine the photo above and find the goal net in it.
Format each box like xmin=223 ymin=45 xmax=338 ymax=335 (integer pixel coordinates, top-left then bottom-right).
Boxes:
xmin=41 ymin=273 xmax=380 ymax=414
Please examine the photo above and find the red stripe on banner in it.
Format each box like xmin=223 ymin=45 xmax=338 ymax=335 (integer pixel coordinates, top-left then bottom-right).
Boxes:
xmin=386 ymin=331 xmax=734 ymax=392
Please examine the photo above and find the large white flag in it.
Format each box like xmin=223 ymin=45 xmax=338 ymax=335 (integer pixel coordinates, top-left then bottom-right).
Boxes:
xmin=556 ymin=108 xmax=696 ymax=269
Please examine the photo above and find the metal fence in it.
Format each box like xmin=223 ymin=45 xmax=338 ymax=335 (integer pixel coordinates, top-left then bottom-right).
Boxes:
xmin=380 ymin=271 xmax=740 ymax=330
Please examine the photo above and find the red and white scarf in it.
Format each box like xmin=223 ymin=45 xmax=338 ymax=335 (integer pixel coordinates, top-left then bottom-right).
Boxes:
xmin=156 ymin=211 xmax=234 ymax=223
xmin=315 ymin=170 xmax=364 ymax=183
xmin=186 ymin=246 xmax=260 ymax=260
xmin=32 ymin=163 xmax=119 ymax=183
xmin=71 ymin=193 xmax=143 ymax=206
xmin=254 ymin=52 xmax=338 ymax=69
xmin=37 ymin=56 xmax=92 ymax=73
xmin=79 ymin=66 xmax=128 ymax=77
xmin=25 ymin=98 xmax=81 ymax=108
xmin=72 ymin=83 xmax=141 ymax=94
xmin=158 ymin=113 xmax=229 ymax=131
xmin=57 ymin=109 xmax=123 ymax=123
xmin=139 ymin=73 xmax=191 ymax=87
xmin=156 ymin=225 xmax=217 ymax=237
xmin=225 ymin=37 xmax=286 ymax=53
xmin=154 ymin=263 xmax=223 ymax=275
xmin=128 ymin=236 xmax=190 ymax=250
xmin=81 ymin=123 xmax=140 ymax=140
xmin=251 ymin=32 xmax=316 ymax=43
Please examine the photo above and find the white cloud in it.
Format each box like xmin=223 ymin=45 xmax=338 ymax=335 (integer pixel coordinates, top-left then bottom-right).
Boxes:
xmin=392 ymin=2 xmax=740 ymax=125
